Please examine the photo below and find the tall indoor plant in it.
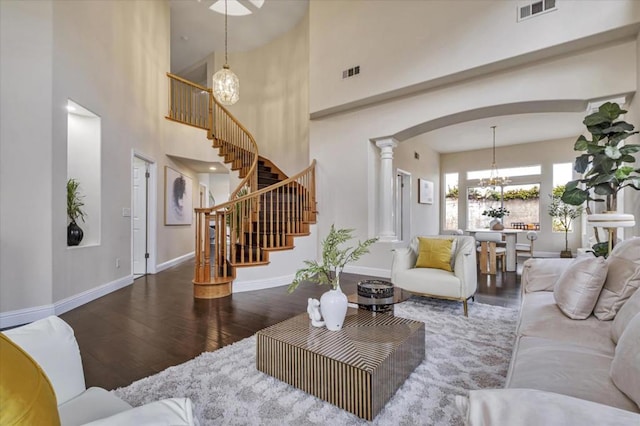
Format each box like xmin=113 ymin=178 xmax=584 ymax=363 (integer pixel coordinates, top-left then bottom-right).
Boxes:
xmin=548 ymin=192 xmax=583 ymax=258
xmin=67 ymin=178 xmax=86 ymax=246
xmin=562 ymin=102 xmax=640 ymax=254
xmin=288 ymin=225 xmax=377 ymax=330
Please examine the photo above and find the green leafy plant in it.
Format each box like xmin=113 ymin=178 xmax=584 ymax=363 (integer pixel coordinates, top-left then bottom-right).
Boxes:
xmin=562 ymin=102 xmax=640 ymax=211
xmin=287 ymin=225 xmax=378 ymax=293
xmin=482 ymin=207 xmax=510 ymax=219
xmin=548 ymin=194 xmax=583 ymax=253
xmin=67 ymin=178 xmax=86 ymax=224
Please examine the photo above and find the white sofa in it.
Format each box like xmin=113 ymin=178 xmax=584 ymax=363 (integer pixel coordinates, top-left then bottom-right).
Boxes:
xmin=1 ymin=316 xmax=196 ymax=426
xmin=391 ymin=235 xmax=477 ymax=316
xmin=456 ymin=237 xmax=640 ymax=425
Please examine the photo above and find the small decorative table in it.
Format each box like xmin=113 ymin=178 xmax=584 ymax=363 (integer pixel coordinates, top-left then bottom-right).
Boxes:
xmin=256 ymin=308 xmax=425 ymax=420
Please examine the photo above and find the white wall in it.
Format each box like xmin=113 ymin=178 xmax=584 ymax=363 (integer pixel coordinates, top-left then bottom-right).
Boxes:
xmin=207 ymin=13 xmax=310 ymax=176
xmin=441 ymin=138 xmax=581 ymax=253
xmin=309 ymin=33 xmax=637 ymax=274
xmin=0 ymin=0 xmax=54 ymax=312
xmin=309 ymin=0 xmax=640 ymax=115
xmin=1 ymin=0 xmax=221 ymax=320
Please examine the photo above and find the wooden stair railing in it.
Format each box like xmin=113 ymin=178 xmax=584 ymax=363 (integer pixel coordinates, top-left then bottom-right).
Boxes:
xmin=194 ymin=161 xmax=317 ymax=298
xmin=166 ymin=73 xmax=317 ymax=299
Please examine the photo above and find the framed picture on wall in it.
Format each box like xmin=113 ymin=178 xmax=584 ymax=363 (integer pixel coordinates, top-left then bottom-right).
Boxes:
xmin=165 ymin=166 xmax=193 ymax=225
xmin=418 ymin=178 xmax=434 ymax=204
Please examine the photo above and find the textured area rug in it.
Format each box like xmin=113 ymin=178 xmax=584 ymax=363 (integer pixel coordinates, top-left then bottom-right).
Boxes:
xmin=114 ymin=297 xmax=518 ymax=425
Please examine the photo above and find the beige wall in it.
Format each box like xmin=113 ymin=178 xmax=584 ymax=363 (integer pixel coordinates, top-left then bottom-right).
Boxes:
xmin=207 ymin=14 xmax=310 ymax=176
xmin=441 ymin=138 xmax=580 ymax=253
xmin=309 ymin=0 xmax=640 ymax=115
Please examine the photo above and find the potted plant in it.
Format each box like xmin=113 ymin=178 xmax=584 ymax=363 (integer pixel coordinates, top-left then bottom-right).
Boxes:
xmin=548 ymin=192 xmax=583 ymax=258
xmin=67 ymin=178 xmax=86 ymax=246
xmin=288 ymin=225 xmax=377 ymax=330
xmin=562 ymin=102 xmax=640 ymax=254
xmin=482 ymin=206 xmax=510 ymax=230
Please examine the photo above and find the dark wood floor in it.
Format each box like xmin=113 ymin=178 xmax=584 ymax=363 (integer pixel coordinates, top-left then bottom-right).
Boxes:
xmin=60 ymin=259 xmax=521 ymax=390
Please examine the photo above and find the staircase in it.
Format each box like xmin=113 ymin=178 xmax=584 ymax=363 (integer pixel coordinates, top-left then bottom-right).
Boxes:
xmin=166 ymin=73 xmax=317 ymax=298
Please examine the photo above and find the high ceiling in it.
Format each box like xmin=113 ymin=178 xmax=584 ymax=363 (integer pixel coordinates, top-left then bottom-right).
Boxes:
xmin=170 ymin=0 xmax=309 ymax=75
xmin=168 ymin=1 xmax=625 ymax=155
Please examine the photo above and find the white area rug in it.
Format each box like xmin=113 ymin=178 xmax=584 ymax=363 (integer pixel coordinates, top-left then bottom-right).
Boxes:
xmin=114 ymin=297 xmax=518 ymax=425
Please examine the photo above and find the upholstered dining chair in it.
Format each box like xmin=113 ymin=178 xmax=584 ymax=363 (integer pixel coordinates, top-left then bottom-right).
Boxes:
xmin=475 ymin=232 xmax=506 ymax=274
xmin=515 ymin=231 xmax=538 ymax=261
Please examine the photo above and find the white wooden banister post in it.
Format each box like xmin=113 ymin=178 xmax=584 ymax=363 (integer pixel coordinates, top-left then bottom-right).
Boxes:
xmin=376 ymin=138 xmax=398 ymax=242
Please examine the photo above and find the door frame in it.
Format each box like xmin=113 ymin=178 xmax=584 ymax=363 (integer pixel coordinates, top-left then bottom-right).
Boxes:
xmin=131 ymin=150 xmax=157 ymax=274
xmin=395 ymin=168 xmax=412 ymax=244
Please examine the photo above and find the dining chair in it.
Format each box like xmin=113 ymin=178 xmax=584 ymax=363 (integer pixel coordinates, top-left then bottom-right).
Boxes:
xmin=516 ymin=231 xmax=538 ymax=261
xmin=475 ymin=232 xmax=506 ymax=274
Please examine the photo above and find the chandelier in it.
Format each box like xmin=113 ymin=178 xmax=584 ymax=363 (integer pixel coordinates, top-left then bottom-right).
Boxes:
xmin=479 ymin=126 xmax=511 ymax=188
xmin=212 ymin=0 xmax=239 ymax=105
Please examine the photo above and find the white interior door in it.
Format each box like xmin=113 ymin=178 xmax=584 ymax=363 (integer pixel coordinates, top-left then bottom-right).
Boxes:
xmin=133 ymin=156 xmax=149 ymax=276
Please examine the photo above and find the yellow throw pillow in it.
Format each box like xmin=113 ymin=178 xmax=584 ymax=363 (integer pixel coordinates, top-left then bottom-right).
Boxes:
xmin=0 ymin=333 xmax=60 ymax=426
xmin=415 ymin=237 xmax=453 ymax=272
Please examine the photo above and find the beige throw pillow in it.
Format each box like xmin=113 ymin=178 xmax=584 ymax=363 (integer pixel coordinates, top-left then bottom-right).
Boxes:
xmin=594 ymin=238 xmax=640 ymax=321
xmin=611 ymin=287 xmax=640 ymax=344
xmin=554 ymin=257 xmax=608 ymax=320
xmin=610 ymin=313 xmax=640 ymax=408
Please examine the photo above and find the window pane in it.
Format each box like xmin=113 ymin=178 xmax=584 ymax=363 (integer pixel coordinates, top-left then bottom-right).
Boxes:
xmin=467 ymin=184 xmax=540 ymax=230
xmin=467 ymin=165 xmax=541 ymax=181
xmin=444 ymin=173 xmax=459 ymax=230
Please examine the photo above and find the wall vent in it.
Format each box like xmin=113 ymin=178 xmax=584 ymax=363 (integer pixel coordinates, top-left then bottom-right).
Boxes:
xmin=517 ymin=0 xmax=556 ymax=22
xmin=342 ymin=65 xmax=360 ymax=79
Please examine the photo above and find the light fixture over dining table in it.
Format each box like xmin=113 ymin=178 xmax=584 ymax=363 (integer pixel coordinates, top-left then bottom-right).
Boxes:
xmin=479 ymin=125 xmax=511 ymax=188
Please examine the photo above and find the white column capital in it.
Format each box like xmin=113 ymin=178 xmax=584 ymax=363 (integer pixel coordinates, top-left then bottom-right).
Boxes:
xmin=374 ymin=138 xmax=398 ymax=150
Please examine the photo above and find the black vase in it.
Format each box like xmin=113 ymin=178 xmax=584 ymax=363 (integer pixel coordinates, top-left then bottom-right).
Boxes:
xmin=67 ymin=221 xmax=84 ymax=246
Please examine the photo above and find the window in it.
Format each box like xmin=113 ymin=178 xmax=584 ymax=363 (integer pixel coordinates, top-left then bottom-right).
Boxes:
xmin=467 ymin=183 xmax=540 ymax=230
xmin=444 ymin=173 xmax=459 ymax=230
xmin=551 ymin=163 xmax=575 ymax=232
xmin=467 ymin=165 xmax=541 ymax=181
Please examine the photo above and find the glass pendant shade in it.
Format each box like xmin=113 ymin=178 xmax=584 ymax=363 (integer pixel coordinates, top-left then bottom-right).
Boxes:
xmin=212 ymin=65 xmax=239 ymax=106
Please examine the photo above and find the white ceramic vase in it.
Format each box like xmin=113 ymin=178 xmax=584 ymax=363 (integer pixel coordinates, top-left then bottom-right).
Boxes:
xmin=320 ymin=281 xmax=348 ymax=331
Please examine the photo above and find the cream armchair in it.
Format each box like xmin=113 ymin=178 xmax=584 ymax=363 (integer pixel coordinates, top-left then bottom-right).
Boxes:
xmin=391 ymin=235 xmax=478 ymax=316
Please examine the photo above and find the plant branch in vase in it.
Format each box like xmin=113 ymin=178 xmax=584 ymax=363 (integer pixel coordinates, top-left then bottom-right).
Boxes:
xmin=482 ymin=207 xmax=510 ymax=230
xmin=548 ymin=193 xmax=583 ymax=257
xmin=67 ymin=178 xmax=87 ymax=246
xmin=288 ymin=225 xmax=378 ymax=330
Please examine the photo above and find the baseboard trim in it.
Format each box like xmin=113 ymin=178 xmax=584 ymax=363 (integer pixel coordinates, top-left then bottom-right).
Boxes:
xmin=343 ymin=265 xmax=391 ymax=279
xmin=0 ymin=305 xmax=55 ymax=329
xmin=233 ymin=274 xmax=295 ymax=293
xmin=0 ymin=275 xmax=134 ymax=329
xmin=156 ymin=252 xmax=195 ymax=273
xmin=54 ymin=275 xmax=134 ymax=316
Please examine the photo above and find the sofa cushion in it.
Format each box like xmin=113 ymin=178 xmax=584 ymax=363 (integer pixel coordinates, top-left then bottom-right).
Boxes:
xmin=83 ymin=398 xmax=195 ymax=426
xmin=415 ymin=237 xmax=453 ymax=271
xmin=612 ymin=286 xmax=640 ymax=344
xmin=506 ymin=336 xmax=638 ymax=412
xmin=393 ymin=268 xmax=461 ymax=298
xmin=594 ymin=238 xmax=640 ymax=320
xmin=553 ymin=256 xmax=608 ymax=319
xmin=456 ymin=389 xmax=640 ymax=426
xmin=610 ymin=313 xmax=640 ymax=409
xmin=517 ymin=292 xmax=614 ymax=355
xmin=58 ymin=387 xmax=132 ymax=426
xmin=0 ymin=334 xmax=60 ymax=426
xmin=3 ymin=316 xmax=86 ymax=405
xmin=521 ymin=258 xmax=574 ymax=293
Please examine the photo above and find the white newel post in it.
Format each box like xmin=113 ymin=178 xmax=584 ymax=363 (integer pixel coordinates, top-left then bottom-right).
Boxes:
xmin=376 ymin=138 xmax=398 ymax=242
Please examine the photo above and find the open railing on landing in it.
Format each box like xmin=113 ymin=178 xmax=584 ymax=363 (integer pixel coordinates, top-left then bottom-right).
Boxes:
xmin=194 ymin=160 xmax=317 ymax=285
xmin=166 ymin=73 xmax=258 ymax=195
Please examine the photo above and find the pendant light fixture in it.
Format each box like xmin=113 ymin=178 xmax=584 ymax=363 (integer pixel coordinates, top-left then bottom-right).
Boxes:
xmin=479 ymin=126 xmax=511 ymax=188
xmin=212 ymin=0 xmax=239 ymax=105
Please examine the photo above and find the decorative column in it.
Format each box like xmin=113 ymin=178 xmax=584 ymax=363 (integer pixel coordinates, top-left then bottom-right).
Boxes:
xmin=376 ymin=138 xmax=398 ymax=242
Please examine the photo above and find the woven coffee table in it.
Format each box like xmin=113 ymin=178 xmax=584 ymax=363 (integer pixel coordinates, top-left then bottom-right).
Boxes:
xmin=256 ymin=308 xmax=425 ymax=420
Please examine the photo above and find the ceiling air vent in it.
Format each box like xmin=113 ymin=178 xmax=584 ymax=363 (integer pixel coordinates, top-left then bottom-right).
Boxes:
xmin=518 ymin=0 xmax=556 ymax=22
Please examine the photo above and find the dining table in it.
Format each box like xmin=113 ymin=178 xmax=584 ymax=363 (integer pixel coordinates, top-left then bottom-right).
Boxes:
xmin=465 ymin=229 xmax=524 ymax=272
